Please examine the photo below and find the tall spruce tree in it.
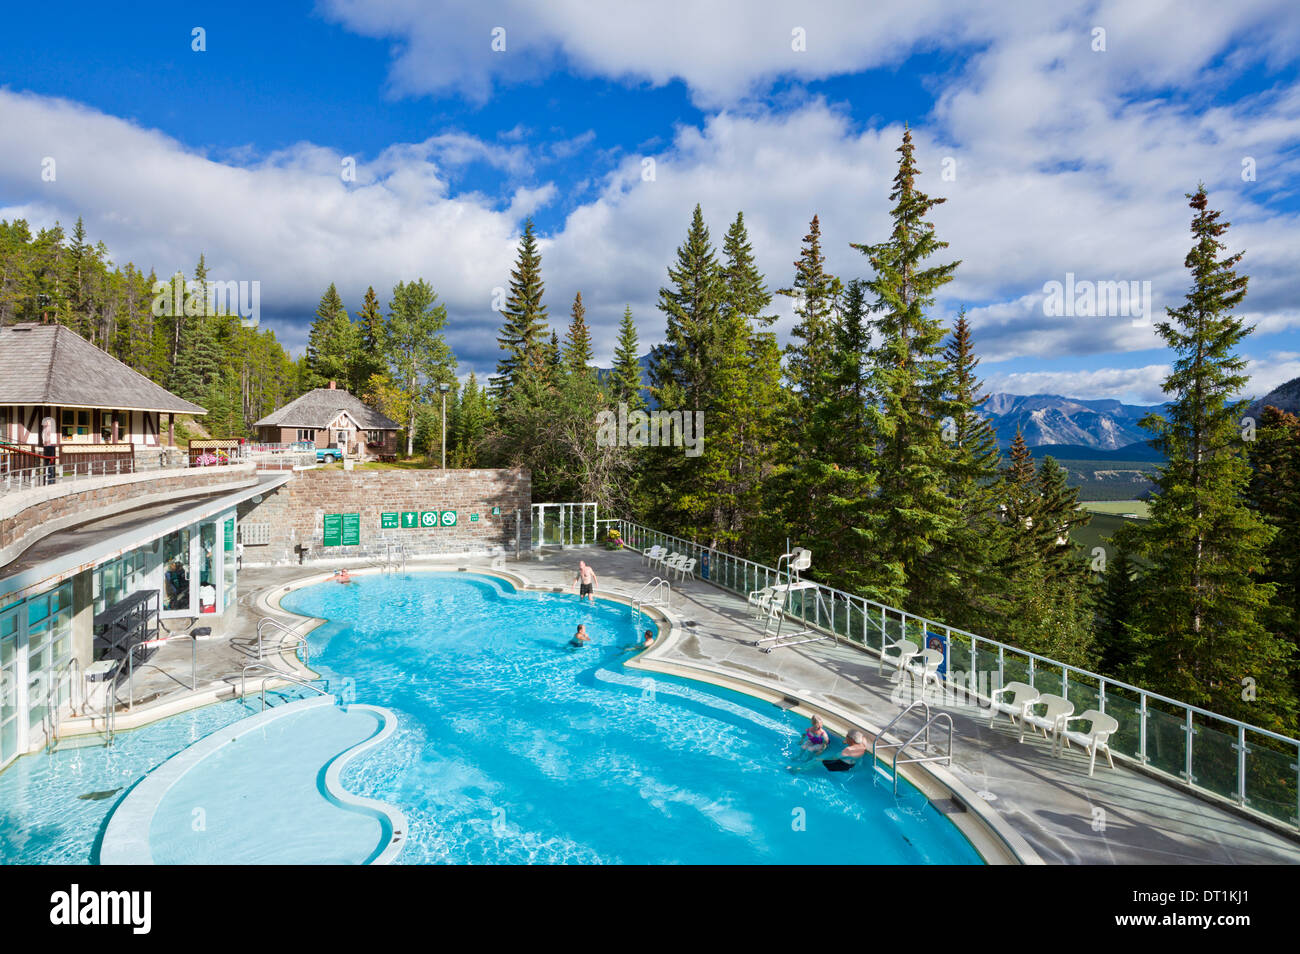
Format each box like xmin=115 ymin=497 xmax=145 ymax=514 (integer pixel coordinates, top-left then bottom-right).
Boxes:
xmin=563 ymin=291 xmax=594 ymax=376
xmin=1095 ymin=540 xmax=1139 ymax=676
xmin=1247 ymin=406 xmax=1300 ymax=702
xmin=780 ymin=214 xmax=842 ymax=417
xmin=609 ymin=305 xmax=644 ymax=410
xmin=305 ymin=283 xmax=359 ymax=389
xmin=852 ymin=127 xmax=961 ymax=612
xmin=1127 ymin=186 xmax=1294 ymax=730
xmin=493 ymin=219 xmax=548 ymax=405
xmin=352 ymin=285 xmax=386 ymax=392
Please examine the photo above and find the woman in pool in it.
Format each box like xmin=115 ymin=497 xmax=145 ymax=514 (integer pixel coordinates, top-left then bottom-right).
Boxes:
xmin=569 ymin=624 xmax=591 ymax=648
xmin=800 ymin=715 xmax=830 ymax=756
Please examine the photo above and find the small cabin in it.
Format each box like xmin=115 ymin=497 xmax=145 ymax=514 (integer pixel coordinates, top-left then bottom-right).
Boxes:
xmin=252 ymin=382 xmax=399 ymax=460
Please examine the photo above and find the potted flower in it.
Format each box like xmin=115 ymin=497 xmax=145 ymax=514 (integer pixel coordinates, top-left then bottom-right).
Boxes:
xmin=604 ymin=527 xmax=624 ymax=550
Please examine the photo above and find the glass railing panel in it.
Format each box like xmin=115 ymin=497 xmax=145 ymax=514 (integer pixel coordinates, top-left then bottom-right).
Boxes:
xmin=1191 ymin=713 xmax=1240 ymax=803
xmin=1244 ymin=733 xmax=1298 ymax=827
xmin=1145 ymin=703 xmax=1188 ymax=779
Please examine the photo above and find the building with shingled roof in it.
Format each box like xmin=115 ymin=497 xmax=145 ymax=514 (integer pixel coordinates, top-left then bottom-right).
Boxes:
xmin=0 ymin=323 xmax=205 ymax=462
xmin=253 ymin=381 xmax=399 ymax=460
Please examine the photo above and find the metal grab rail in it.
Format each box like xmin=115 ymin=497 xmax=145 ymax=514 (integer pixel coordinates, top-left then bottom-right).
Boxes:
xmin=256 ymin=617 xmax=310 ymax=668
xmin=40 ymin=658 xmax=83 ymax=753
xmin=631 ymin=577 xmax=671 ymax=616
xmin=871 ymin=701 xmax=953 ymax=795
xmin=259 ymin=674 xmax=329 ymax=712
xmin=238 ymin=662 xmax=326 ymax=709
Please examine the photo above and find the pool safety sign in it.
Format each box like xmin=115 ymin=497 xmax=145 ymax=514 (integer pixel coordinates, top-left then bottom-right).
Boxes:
xmin=381 ymin=512 xmax=400 ymax=529
xmin=414 ymin=510 xmax=458 ymax=528
xmin=322 ymin=512 xmax=361 ymax=547
xmin=401 ymin=511 xmax=418 ymax=529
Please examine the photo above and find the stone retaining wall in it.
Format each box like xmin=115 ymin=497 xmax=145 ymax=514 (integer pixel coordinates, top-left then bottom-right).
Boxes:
xmin=235 ymin=467 xmax=532 ymax=564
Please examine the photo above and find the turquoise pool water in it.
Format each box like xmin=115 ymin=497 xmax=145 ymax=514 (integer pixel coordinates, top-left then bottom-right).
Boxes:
xmin=277 ymin=572 xmax=983 ymax=864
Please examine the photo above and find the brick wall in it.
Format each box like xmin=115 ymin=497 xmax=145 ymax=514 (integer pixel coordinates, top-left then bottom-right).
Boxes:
xmin=236 ymin=467 xmax=532 ymax=564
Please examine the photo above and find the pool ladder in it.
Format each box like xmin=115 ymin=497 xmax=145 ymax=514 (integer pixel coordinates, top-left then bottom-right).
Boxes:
xmin=871 ymin=700 xmax=954 ymax=795
xmin=631 ymin=577 xmax=671 ymax=618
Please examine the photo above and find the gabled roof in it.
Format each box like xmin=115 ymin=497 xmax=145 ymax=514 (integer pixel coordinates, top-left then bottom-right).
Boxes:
xmin=0 ymin=323 xmax=206 ymax=414
xmin=252 ymin=387 xmax=399 ymax=430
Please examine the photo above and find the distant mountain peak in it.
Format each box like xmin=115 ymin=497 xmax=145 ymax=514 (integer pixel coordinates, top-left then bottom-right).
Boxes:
xmin=977 ymin=392 xmax=1168 ymax=450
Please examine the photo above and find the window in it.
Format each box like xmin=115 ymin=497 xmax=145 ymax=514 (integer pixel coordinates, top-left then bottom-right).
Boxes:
xmin=199 ymin=523 xmax=217 ymax=614
xmin=223 ymin=517 xmax=237 ymax=609
xmin=60 ymin=408 xmax=90 ymax=439
xmin=296 ymin=429 xmax=314 ymax=443
xmin=100 ymin=409 xmax=125 ymax=443
xmin=162 ymin=529 xmax=191 ymax=612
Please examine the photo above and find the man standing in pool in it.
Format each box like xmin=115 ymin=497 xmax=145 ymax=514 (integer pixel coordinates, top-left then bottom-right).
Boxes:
xmin=572 ymin=560 xmax=598 ymax=603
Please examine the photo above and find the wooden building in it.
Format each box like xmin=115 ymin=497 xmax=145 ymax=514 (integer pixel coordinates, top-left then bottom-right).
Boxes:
xmin=0 ymin=323 xmax=206 ymax=471
xmin=253 ymin=381 xmax=399 ymax=460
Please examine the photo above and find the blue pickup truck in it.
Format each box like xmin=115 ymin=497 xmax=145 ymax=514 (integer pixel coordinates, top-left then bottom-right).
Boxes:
xmin=289 ymin=441 xmax=344 ymax=464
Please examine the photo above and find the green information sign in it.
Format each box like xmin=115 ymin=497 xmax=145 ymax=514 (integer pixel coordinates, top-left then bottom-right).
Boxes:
xmin=401 ymin=511 xmax=419 ymax=529
xmin=381 ymin=512 xmax=399 ymax=529
xmin=420 ymin=511 xmax=439 ymax=528
xmin=224 ymin=517 xmax=235 ymax=551
xmin=342 ymin=513 xmax=361 ymax=546
xmin=440 ymin=510 xmax=457 ymax=527
xmin=470 ymin=513 xmax=479 ymax=523
xmin=322 ymin=513 xmax=342 ymax=547
xmin=491 ymin=506 xmax=500 ymax=516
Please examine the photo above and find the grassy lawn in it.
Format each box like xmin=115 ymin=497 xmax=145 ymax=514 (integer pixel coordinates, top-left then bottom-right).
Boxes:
xmin=1079 ymin=500 xmax=1151 ymax=518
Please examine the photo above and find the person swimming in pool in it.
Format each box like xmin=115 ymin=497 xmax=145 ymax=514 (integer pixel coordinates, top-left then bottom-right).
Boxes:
xmin=800 ymin=715 xmax=830 ymax=756
xmin=569 ymin=624 xmax=591 ymax=648
xmin=821 ymin=730 xmax=869 ymax=772
xmin=334 ymin=568 xmax=352 ymax=584
xmin=623 ymin=629 xmax=656 ymax=652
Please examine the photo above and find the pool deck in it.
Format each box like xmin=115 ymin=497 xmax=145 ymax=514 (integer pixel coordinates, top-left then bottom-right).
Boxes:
xmin=74 ymin=547 xmax=1300 ymax=865
xmin=509 ymin=548 xmax=1300 ymax=866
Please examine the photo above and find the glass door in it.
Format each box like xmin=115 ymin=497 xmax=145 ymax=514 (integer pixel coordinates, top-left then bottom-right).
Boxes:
xmin=0 ymin=604 xmax=21 ymax=768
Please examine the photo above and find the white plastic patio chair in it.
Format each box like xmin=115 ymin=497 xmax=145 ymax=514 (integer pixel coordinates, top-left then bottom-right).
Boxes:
xmin=903 ymin=648 xmax=944 ymax=693
xmin=673 ymin=558 xmax=697 ymax=583
xmin=747 ymin=586 xmax=774 ymax=616
xmin=661 ymin=553 xmax=686 ymax=575
xmin=642 ymin=545 xmax=664 ymax=566
xmin=879 ymin=638 xmax=919 ymax=682
xmin=651 ymin=550 xmax=674 ymax=571
xmin=988 ymin=681 xmax=1040 ymax=727
xmin=1055 ymin=710 xmax=1119 ymax=776
xmin=1019 ymin=694 xmax=1075 ymax=744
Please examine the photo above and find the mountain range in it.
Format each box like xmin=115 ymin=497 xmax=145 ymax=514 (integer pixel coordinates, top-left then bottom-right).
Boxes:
xmin=975 ymin=393 xmax=1168 ymax=451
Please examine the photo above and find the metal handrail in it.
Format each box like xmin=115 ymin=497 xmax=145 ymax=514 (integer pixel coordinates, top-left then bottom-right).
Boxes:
xmin=41 ymin=658 xmax=81 ymax=753
xmin=872 ymin=700 xmax=933 ymax=769
xmin=631 ymin=577 xmax=671 ymax=616
xmin=891 ymin=713 xmax=955 ymax=796
xmin=259 ymin=674 xmax=329 ymax=712
xmin=256 ymin=617 xmax=311 ymax=668
xmin=238 ymin=662 xmax=324 ymax=704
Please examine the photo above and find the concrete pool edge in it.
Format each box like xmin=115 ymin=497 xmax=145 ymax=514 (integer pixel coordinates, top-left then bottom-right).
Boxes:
xmin=99 ymin=696 xmax=407 ymax=865
xmin=269 ymin=565 xmax=1030 ymax=865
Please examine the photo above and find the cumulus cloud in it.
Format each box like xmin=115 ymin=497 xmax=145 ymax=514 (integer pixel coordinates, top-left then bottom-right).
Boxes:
xmin=2 ymin=0 xmax=1298 ymax=396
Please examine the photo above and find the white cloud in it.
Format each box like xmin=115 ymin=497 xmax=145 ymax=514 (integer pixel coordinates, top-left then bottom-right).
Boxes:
xmin=984 ymin=364 xmax=1172 ymax=404
xmin=2 ymin=0 xmax=1299 ymax=400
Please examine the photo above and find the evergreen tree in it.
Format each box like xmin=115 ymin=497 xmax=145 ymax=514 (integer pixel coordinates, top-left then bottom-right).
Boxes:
xmin=170 ymin=316 xmax=224 ymax=406
xmin=931 ymin=310 xmax=1009 ymax=632
xmin=305 ymin=283 xmax=359 ymax=388
xmin=451 ymin=372 xmax=491 ymax=467
xmin=1036 ymin=456 xmax=1090 ymax=580
xmin=1127 ymin=186 xmax=1294 ymax=731
xmin=352 ymin=285 xmax=386 ymax=392
xmin=609 ymin=305 xmax=644 ymax=410
xmin=852 ymin=127 xmax=961 ymax=612
xmin=1095 ymin=540 xmax=1139 ymax=676
xmin=493 ymin=219 xmax=548 ymax=405
xmin=1247 ymin=406 xmax=1300 ymax=701
xmin=780 ymin=214 xmax=842 ymax=416
xmin=562 ymin=291 xmax=594 ymax=376
xmin=650 ymin=204 xmax=723 ymax=416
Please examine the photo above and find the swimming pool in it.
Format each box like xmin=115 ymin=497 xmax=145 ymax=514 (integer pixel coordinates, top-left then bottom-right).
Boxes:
xmin=274 ymin=571 xmax=983 ymax=864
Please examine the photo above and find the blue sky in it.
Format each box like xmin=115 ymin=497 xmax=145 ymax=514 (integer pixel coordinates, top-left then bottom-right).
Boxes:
xmin=2 ymin=0 xmax=1299 ymax=401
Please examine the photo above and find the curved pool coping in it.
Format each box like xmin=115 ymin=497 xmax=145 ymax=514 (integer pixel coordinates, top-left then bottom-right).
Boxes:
xmin=265 ymin=563 xmax=1038 ymax=865
xmin=100 ymin=695 xmax=407 ymax=865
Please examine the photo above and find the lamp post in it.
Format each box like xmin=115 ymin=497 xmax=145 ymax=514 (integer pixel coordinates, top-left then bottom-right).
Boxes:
xmin=438 ymin=382 xmax=450 ymax=470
